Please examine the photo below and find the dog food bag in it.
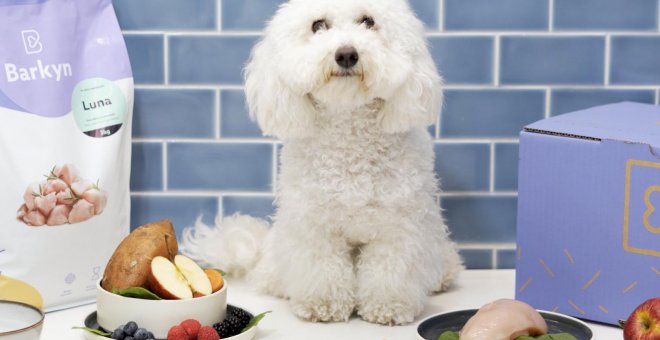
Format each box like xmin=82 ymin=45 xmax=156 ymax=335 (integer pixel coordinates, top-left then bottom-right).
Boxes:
xmin=0 ymin=0 xmax=133 ymax=311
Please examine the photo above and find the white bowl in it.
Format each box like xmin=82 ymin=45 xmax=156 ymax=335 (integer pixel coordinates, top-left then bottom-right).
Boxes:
xmin=96 ymin=280 xmax=227 ymax=339
xmin=0 ymin=300 xmax=44 ymax=340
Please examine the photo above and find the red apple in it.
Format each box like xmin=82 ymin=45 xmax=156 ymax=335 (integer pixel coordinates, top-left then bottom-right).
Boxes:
xmin=148 ymin=256 xmax=193 ymax=299
xmin=624 ymin=298 xmax=660 ymax=340
xmin=147 ymin=255 xmax=213 ymax=299
xmin=174 ymin=255 xmax=212 ymax=297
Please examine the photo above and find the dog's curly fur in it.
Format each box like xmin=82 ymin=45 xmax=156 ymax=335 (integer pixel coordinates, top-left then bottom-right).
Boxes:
xmin=180 ymin=0 xmax=463 ymax=325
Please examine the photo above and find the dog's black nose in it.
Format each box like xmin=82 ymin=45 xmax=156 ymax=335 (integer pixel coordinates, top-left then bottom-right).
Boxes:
xmin=335 ymin=46 xmax=359 ymax=69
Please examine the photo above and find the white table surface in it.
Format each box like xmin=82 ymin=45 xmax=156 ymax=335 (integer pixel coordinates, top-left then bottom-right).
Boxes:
xmin=42 ymin=269 xmax=622 ymax=340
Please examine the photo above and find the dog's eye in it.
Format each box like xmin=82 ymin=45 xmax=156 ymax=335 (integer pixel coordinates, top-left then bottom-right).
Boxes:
xmin=312 ymin=19 xmax=328 ymax=33
xmin=359 ymin=16 xmax=375 ymax=29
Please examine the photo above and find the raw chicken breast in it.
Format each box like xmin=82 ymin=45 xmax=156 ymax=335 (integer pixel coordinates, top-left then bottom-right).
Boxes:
xmin=16 ymin=204 xmax=28 ymax=220
xmin=34 ymin=192 xmax=57 ymax=217
xmin=68 ymin=199 xmax=95 ymax=224
xmin=23 ymin=182 xmax=41 ymax=210
xmin=82 ymin=188 xmax=108 ymax=215
xmin=58 ymin=164 xmax=80 ymax=186
xmin=44 ymin=179 xmax=68 ymax=195
xmin=23 ymin=210 xmax=46 ymax=226
xmin=56 ymin=188 xmax=74 ymax=205
xmin=461 ymin=299 xmax=548 ymax=340
xmin=47 ymin=204 xmax=71 ymax=226
xmin=70 ymin=180 xmax=93 ymax=196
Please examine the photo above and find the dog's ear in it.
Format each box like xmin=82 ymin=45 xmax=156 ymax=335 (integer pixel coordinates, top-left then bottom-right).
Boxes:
xmin=244 ymin=39 xmax=317 ymax=140
xmin=378 ymin=43 xmax=442 ymax=134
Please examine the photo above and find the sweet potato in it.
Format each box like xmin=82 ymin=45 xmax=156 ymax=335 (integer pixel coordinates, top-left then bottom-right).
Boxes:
xmin=101 ymin=219 xmax=178 ymax=291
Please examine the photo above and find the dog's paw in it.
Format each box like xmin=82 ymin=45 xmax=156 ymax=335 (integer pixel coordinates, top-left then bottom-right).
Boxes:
xmin=357 ymin=300 xmax=420 ymax=325
xmin=290 ymin=298 xmax=355 ymax=322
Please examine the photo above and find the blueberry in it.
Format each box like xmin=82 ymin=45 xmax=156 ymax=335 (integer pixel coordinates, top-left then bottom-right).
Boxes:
xmin=133 ymin=328 xmax=149 ymax=340
xmin=124 ymin=337 xmax=134 ymax=340
xmin=110 ymin=328 xmax=125 ymax=340
xmin=147 ymin=331 xmax=154 ymax=339
xmin=123 ymin=321 xmax=138 ymax=336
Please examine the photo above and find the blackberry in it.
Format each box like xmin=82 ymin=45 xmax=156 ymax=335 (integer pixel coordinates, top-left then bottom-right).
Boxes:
xmin=230 ymin=309 xmax=252 ymax=328
xmin=213 ymin=317 xmax=244 ymax=338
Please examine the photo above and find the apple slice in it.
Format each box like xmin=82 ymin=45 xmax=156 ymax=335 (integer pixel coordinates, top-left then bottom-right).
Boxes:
xmin=148 ymin=256 xmax=193 ymax=300
xmin=204 ymin=268 xmax=224 ymax=293
xmin=174 ymin=255 xmax=212 ymax=297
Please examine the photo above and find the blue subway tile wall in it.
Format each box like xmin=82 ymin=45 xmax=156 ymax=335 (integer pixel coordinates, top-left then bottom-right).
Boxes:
xmin=610 ymin=36 xmax=660 ymax=85
xmin=428 ymin=36 xmax=494 ymax=84
xmin=434 ymin=143 xmax=490 ymax=192
xmin=220 ymin=90 xmax=263 ymax=138
xmin=130 ymin=143 xmax=163 ymax=192
xmin=133 ymin=89 xmax=216 ymax=138
xmin=222 ymin=196 xmax=275 ymax=219
xmin=123 ymin=34 xmax=164 ymax=84
xmin=444 ymin=0 xmax=548 ymax=31
xmin=500 ymin=36 xmax=605 ymax=84
xmin=167 ymin=143 xmax=273 ymax=191
xmin=122 ymin=0 xmax=660 ymax=269
xmin=458 ymin=249 xmax=493 ymax=270
xmin=496 ymin=249 xmax=518 ymax=269
xmin=441 ymin=90 xmax=545 ymax=137
xmin=113 ymin=0 xmax=217 ymax=31
xmin=551 ymin=89 xmax=656 ymax=116
xmin=169 ymin=36 xmax=259 ymax=84
xmin=221 ymin=0 xmax=284 ymax=31
xmin=494 ymin=143 xmax=519 ymax=191
xmin=553 ymin=0 xmax=658 ymax=31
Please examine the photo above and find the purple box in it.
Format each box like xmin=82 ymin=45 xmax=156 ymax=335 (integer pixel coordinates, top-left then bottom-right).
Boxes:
xmin=515 ymin=102 xmax=660 ymax=325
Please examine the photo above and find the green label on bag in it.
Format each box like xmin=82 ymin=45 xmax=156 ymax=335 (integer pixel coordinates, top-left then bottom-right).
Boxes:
xmin=71 ymin=78 xmax=126 ymax=138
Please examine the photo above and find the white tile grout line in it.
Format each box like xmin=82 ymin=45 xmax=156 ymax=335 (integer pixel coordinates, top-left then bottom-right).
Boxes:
xmin=218 ymin=196 xmax=224 ymax=218
xmin=162 ymin=142 xmax=168 ymax=191
xmin=458 ymin=243 xmax=516 ymax=250
xmin=121 ymin=30 xmax=660 ymax=37
xmin=604 ymin=34 xmax=611 ymax=86
xmin=163 ymin=34 xmax=169 ymax=85
xmin=130 ymin=190 xmax=514 ymax=197
xmin=215 ymin=89 xmax=221 ymax=139
xmin=435 ymin=111 xmax=441 ymax=139
xmin=133 ymin=138 xmax=275 ymax=144
xmin=133 ymin=191 xmax=275 ymax=198
xmin=489 ymin=143 xmax=495 ymax=193
xmin=548 ymin=0 xmax=554 ymax=32
xmin=492 ymin=249 xmax=498 ymax=269
xmin=493 ymin=34 xmax=500 ymax=86
xmin=438 ymin=0 xmax=444 ymax=32
xmin=134 ymin=84 xmax=660 ymax=91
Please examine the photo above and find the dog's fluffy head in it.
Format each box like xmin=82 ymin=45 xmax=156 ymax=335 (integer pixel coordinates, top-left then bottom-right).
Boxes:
xmin=245 ymin=0 xmax=442 ymax=139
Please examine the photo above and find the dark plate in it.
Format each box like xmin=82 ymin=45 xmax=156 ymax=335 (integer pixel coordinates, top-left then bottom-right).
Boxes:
xmin=84 ymin=304 xmax=253 ymax=339
xmin=417 ymin=309 xmax=593 ymax=340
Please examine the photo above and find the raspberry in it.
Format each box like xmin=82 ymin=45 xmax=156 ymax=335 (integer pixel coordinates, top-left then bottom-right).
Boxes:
xmin=197 ymin=326 xmax=220 ymax=340
xmin=180 ymin=319 xmax=201 ymax=339
xmin=167 ymin=325 xmax=189 ymax=340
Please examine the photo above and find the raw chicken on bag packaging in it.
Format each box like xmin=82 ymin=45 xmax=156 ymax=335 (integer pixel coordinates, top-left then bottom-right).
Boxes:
xmin=0 ymin=0 xmax=133 ymax=310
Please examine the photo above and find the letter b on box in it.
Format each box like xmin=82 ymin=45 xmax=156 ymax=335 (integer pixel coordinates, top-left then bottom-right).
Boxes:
xmin=623 ymin=160 xmax=660 ymax=257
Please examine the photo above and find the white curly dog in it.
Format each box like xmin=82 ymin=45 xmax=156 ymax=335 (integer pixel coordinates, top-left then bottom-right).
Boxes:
xmin=181 ymin=0 xmax=463 ymax=325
